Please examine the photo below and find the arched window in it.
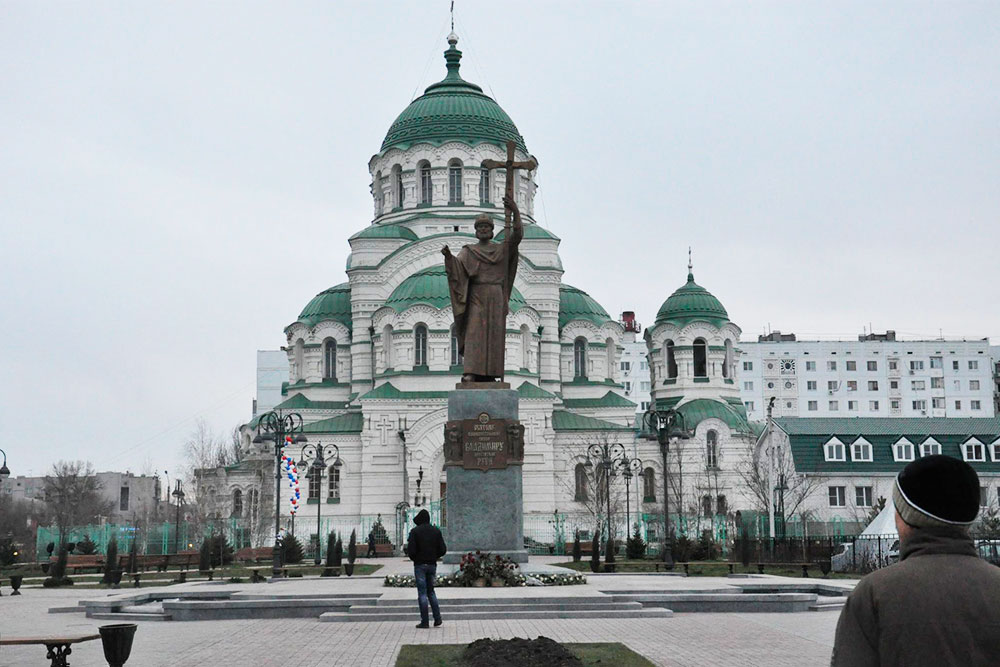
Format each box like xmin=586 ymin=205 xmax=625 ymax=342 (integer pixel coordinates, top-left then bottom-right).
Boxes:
xmin=414 ymin=324 xmax=428 ymax=367
xmin=706 ymin=430 xmax=719 ymax=469
xmin=701 ymin=494 xmax=713 ymax=518
xmin=382 ymin=325 xmax=393 ymax=369
xmin=419 ymin=162 xmax=432 ymax=204
xmin=606 ymin=337 xmax=615 ymax=380
xmin=574 ymin=463 xmax=588 ymax=501
xmin=666 ymin=340 xmax=678 ymax=379
xmin=294 ymin=339 xmax=305 ymax=381
xmin=693 ymin=338 xmax=708 ymax=377
xmin=323 ymin=339 xmax=337 ymax=380
xmin=723 ymin=339 xmax=734 ymax=379
xmin=573 ymin=338 xmax=587 ymax=378
xmin=232 ymin=489 xmax=243 ymax=517
xmin=248 ymin=489 xmax=259 ymax=526
xmin=643 ymin=467 xmax=656 ymax=501
xmin=328 ymin=464 xmax=340 ymax=501
xmin=450 ymin=326 xmax=463 ymax=367
xmin=479 ymin=166 xmax=490 ymax=204
xmin=374 ymin=170 xmax=383 ymax=215
xmin=308 ymin=465 xmax=322 ymax=501
xmin=716 ymin=495 xmax=728 ymax=515
xmin=448 ymin=159 xmax=463 ymax=203
xmin=521 ymin=325 xmax=532 ymax=370
xmin=393 ymin=164 xmax=403 ymax=208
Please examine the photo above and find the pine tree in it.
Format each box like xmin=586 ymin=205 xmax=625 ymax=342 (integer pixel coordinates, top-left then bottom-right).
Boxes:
xmin=626 ymin=523 xmax=646 ymax=560
xmin=590 ymin=530 xmax=601 ymax=572
xmin=102 ymin=538 xmax=119 ymax=584
xmin=198 ymin=538 xmax=212 ymax=571
xmin=572 ymin=530 xmax=582 ymax=562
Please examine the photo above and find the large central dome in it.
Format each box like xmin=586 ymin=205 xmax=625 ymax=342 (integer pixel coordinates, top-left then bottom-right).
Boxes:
xmin=380 ymin=33 xmax=527 ymax=155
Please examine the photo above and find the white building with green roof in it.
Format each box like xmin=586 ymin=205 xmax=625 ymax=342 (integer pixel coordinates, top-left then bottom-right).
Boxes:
xmin=199 ymin=33 xmax=644 ymax=546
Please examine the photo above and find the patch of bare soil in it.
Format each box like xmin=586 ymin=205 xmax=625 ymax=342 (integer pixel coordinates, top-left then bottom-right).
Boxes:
xmin=462 ymin=636 xmax=584 ymax=666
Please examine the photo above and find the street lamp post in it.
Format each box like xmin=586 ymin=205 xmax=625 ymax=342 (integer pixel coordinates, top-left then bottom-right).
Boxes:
xmin=0 ymin=448 xmax=10 ymax=482
xmin=585 ymin=442 xmax=625 ymax=541
xmin=615 ymin=455 xmax=644 ymax=539
xmin=297 ymin=443 xmax=341 ymax=565
xmin=414 ymin=466 xmax=426 ymax=508
xmin=252 ymin=411 xmax=307 ymax=578
xmin=643 ymin=408 xmax=692 ymax=569
xmin=171 ymin=481 xmax=185 ymax=554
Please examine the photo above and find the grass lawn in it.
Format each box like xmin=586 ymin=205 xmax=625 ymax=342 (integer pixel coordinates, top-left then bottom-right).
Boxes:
xmin=395 ymin=643 xmax=655 ymax=667
xmin=552 ymin=559 xmax=859 ymax=579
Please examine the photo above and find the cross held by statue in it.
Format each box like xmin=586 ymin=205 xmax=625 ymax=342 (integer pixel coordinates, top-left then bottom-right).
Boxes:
xmin=482 ymin=139 xmax=537 ymax=233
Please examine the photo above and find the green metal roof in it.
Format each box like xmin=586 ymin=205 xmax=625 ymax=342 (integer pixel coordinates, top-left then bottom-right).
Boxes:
xmin=775 ymin=417 xmax=1000 ymax=473
xmin=562 ymin=391 xmax=637 ymax=409
xmin=516 ymin=382 xmax=558 ymax=399
xmin=379 ymin=35 xmax=527 ymax=155
xmin=296 ymin=283 xmax=353 ymax=331
xmin=655 ymin=270 xmax=729 ymax=327
xmin=302 ymin=412 xmax=364 ymax=434
xmin=559 ymin=284 xmax=612 ymax=329
xmin=551 ymin=410 xmax=634 ymax=432
xmin=495 ymin=224 xmax=560 ymax=241
xmin=359 ymin=382 xmax=449 ymax=401
xmin=653 ymin=397 xmax=752 ymax=435
xmin=385 ymin=265 xmax=525 ymax=313
xmin=273 ymin=394 xmax=349 ymax=411
xmin=351 ymin=224 xmax=419 ymax=241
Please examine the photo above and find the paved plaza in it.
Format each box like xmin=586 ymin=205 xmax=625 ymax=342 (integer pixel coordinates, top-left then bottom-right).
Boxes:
xmin=0 ymin=558 xmax=848 ymax=666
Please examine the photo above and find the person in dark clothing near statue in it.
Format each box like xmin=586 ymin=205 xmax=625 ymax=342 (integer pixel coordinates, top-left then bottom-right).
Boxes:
xmin=832 ymin=455 xmax=1000 ymax=666
xmin=366 ymin=530 xmax=377 ymax=558
xmin=407 ymin=509 xmax=447 ymax=628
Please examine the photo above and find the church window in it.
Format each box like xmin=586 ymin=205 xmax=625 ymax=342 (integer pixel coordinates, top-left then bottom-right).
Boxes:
xmin=448 ymin=160 xmax=463 ymax=203
xmin=701 ymin=494 xmax=713 ymax=517
xmin=232 ymin=489 xmax=243 ymax=517
xmin=706 ymin=430 xmax=719 ymax=469
xmin=323 ymin=339 xmax=337 ymax=380
xmin=414 ymin=325 xmax=428 ymax=367
xmin=479 ymin=167 xmax=490 ymax=204
xmin=666 ymin=340 xmax=678 ymax=379
xmin=693 ymin=338 xmax=708 ymax=377
xmin=723 ymin=339 xmax=733 ymax=378
xmin=606 ymin=337 xmax=615 ymax=379
xmin=419 ymin=162 xmax=432 ymax=204
xmin=328 ymin=465 xmax=341 ymax=501
xmin=642 ymin=467 xmax=655 ymax=502
xmin=573 ymin=338 xmax=587 ymax=378
xmin=450 ymin=326 xmax=463 ymax=367
xmin=383 ymin=325 xmax=393 ymax=369
xmin=717 ymin=495 xmax=728 ymax=515
xmin=375 ymin=170 xmax=383 ymax=214
xmin=574 ymin=463 xmax=588 ymax=501
xmin=522 ymin=326 xmax=532 ymax=370
xmin=294 ymin=339 xmax=305 ymax=381
xmin=308 ymin=465 xmax=322 ymax=501
xmin=393 ymin=164 xmax=403 ymax=208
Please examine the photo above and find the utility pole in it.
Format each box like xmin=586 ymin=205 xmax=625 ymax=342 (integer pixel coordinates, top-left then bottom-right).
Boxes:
xmin=766 ymin=397 xmax=776 ymax=542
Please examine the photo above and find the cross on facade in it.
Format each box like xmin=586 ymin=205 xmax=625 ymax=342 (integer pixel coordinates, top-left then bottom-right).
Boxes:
xmin=374 ymin=415 xmax=394 ymax=445
xmin=525 ymin=414 xmax=543 ymax=444
xmin=482 ymin=139 xmax=537 ymax=234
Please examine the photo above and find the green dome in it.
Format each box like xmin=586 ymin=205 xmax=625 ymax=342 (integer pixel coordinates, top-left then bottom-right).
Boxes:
xmin=559 ymin=284 xmax=612 ymax=329
xmin=655 ymin=271 xmax=729 ymax=326
xmin=385 ymin=265 xmax=525 ymax=313
xmin=380 ymin=34 xmax=527 ymax=155
xmin=297 ymin=283 xmax=353 ymax=331
xmin=351 ymin=224 xmax=419 ymax=241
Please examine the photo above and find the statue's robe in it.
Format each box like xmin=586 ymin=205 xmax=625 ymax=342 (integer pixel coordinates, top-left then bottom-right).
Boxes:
xmin=444 ymin=227 xmax=522 ymax=379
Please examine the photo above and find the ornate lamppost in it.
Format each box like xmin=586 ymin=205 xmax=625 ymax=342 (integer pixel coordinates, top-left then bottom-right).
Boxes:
xmin=615 ymin=454 xmax=644 ymax=539
xmin=642 ymin=408 xmax=692 ymax=569
xmin=252 ymin=411 xmax=307 ymax=577
xmin=0 ymin=448 xmax=10 ymax=482
xmin=585 ymin=442 xmax=625 ymax=541
xmin=172 ymin=481 xmax=185 ymax=554
xmin=413 ymin=466 xmax=426 ymax=508
xmin=297 ymin=443 xmax=341 ymax=565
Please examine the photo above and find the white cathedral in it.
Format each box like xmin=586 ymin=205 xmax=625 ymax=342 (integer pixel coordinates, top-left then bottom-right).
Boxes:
xmin=196 ymin=33 xmax=758 ymax=548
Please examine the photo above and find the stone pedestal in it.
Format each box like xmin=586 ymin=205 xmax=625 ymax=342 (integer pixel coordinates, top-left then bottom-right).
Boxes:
xmin=442 ymin=388 xmax=528 ymax=563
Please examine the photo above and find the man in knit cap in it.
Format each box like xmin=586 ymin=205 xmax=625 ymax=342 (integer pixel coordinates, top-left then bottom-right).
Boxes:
xmin=831 ymin=454 xmax=1000 ymax=665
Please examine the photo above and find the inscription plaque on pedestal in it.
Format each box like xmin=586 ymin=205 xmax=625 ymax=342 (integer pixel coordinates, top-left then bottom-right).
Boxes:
xmin=445 ymin=412 xmax=524 ymax=472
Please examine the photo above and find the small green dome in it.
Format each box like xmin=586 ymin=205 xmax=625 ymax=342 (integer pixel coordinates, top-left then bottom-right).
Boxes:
xmin=380 ymin=34 xmax=527 ymax=155
xmin=351 ymin=224 xmax=419 ymax=241
xmin=385 ymin=265 xmax=525 ymax=313
xmin=655 ymin=271 xmax=729 ymax=326
xmin=297 ymin=283 xmax=353 ymax=331
xmin=559 ymin=284 xmax=612 ymax=329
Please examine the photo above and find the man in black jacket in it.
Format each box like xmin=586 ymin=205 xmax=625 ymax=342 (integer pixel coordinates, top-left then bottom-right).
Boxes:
xmin=407 ymin=509 xmax=447 ymax=628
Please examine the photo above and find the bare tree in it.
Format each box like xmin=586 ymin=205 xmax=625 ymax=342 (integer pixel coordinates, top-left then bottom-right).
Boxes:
xmin=733 ymin=436 xmax=822 ymax=521
xmin=558 ymin=434 xmax=630 ymax=540
xmin=182 ymin=419 xmax=243 ymax=482
xmin=43 ymin=461 xmax=115 ymax=545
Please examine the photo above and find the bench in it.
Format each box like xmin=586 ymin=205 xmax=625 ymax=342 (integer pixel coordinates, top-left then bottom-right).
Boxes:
xmin=755 ymin=562 xmax=814 ymax=577
xmin=372 ymin=543 xmax=394 ymax=558
xmin=236 ymin=547 xmax=274 ymax=563
xmin=0 ymin=633 xmax=100 ymax=666
xmin=49 ymin=554 xmax=104 ymax=574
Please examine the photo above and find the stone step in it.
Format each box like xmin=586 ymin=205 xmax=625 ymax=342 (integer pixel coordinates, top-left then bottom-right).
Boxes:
xmin=47 ymin=605 xmax=86 ymax=614
xmin=319 ymin=608 xmax=673 ymax=623
xmin=375 ymin=595 xmax=615 ymax=606
xmin=348 ymin=601 xmax=645 ymax=614
xmin=809 ymin=597 xmax=847 ymax=612
xmin=88 ymin=612 xmax=172 ymax=622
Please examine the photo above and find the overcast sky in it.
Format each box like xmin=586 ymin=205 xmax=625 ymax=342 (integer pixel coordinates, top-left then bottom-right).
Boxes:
xmin=2 ymin=2 xmax=998 ymax=481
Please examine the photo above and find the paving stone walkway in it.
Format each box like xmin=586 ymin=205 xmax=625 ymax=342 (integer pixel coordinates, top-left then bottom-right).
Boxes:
xmin=0 ymin=559 xmax=847 ymax=666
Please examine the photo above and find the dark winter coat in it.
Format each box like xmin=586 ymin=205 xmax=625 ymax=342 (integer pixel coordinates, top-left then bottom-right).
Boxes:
xmin=407 ymin=521 xmax=447 ymax=565
xmin=831 ymin=529 xmax=1000 ymax=666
